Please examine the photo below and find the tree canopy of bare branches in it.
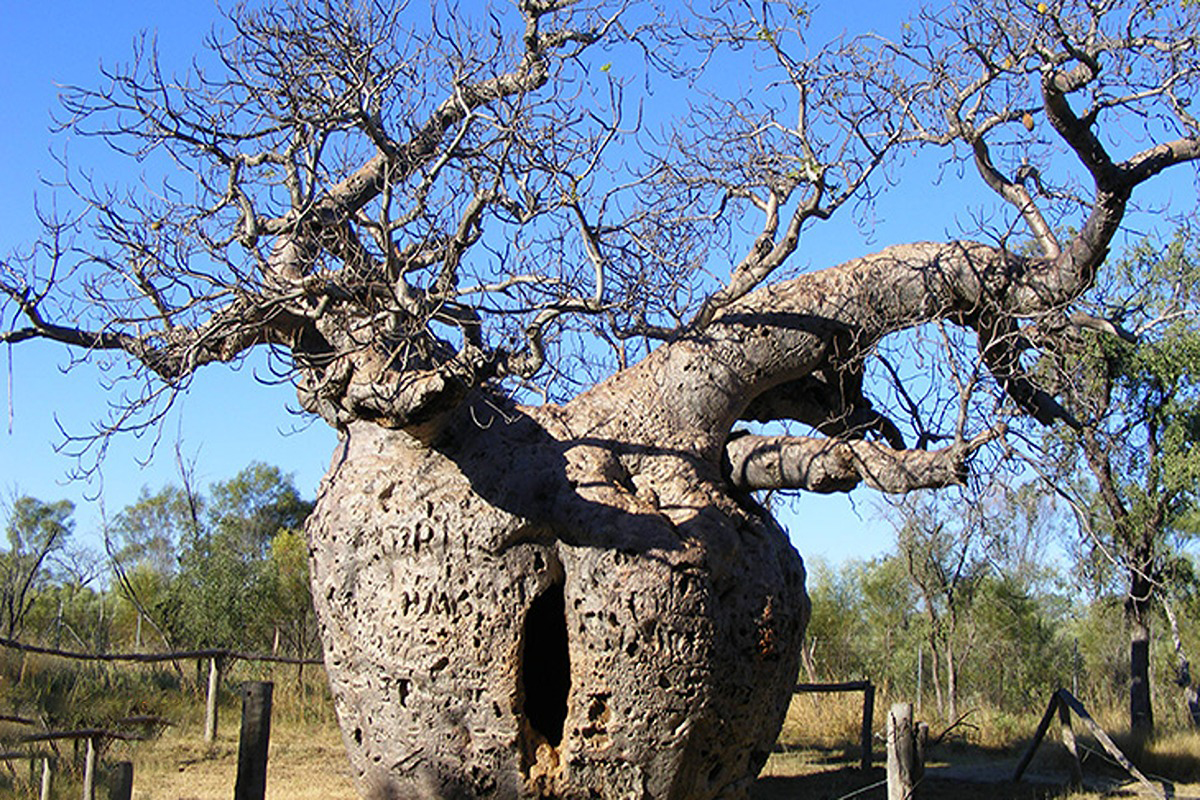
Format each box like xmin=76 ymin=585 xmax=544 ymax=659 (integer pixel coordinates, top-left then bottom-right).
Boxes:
xmin=2 ymin=0 xmax=1197 ymax=494
xmin=3 ymin=2 xmax=1200 ymax=795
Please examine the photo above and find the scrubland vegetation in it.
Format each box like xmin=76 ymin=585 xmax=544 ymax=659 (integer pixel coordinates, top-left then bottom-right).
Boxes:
xmin=1 ymin=216 xmax=1197 ymax=800
xmin=1 ymin=454 xmax=1198 ymax=798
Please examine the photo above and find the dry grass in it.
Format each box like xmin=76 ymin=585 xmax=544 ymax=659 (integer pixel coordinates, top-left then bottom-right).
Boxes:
xmin=9 ymin=670 xmax=1198 ymax=800
xmin=779 ymin=690 xmax=871 ymax=751
xmin=112 ymin=716 xmax=356 ymax=800
xmin=771 ymin=691 xmax=1200 ymax=800
xmin=99 ymin=664 xmax=352 ymax=800
xmin=1129 ymin=729 xmax=1200 ymax=785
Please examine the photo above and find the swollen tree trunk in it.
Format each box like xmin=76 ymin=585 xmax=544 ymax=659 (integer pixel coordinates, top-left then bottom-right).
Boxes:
xmin=309 ymin=401 xmax=809 ymax=800
xmin=304 ymin=236 xmax=1138 ymax=798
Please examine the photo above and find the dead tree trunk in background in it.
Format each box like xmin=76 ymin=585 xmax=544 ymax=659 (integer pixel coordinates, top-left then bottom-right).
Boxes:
xmin=1162 ymin=598 xmax=1200 ymax=728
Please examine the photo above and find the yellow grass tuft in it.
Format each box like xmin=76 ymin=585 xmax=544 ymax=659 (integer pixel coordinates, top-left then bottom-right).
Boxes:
xmin=778 ymin=690 xmax=869 ymax=752
xmin=115 ymin=715 xmax=356 ymax=800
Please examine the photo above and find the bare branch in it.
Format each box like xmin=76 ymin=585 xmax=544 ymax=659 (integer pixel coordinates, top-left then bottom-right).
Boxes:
xmin=724 ymin=427 xmax=1003 ymax=494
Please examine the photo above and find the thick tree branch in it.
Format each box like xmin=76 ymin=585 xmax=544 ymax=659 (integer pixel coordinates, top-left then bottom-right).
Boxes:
xmin=1042 ymin=68 xmax=1118 ymax=187
xmin=1120 ymin=137 xmax=1200 ymax=187
xmin=0 ymin=276 xmax=300 ymax=382
xmin=723 ymin=427 xmax=1002 ymax=494
xmin=740 ymin=369 xmax=907 ymax=449
xmin=969 ymin=136 xmax=1060 ymax=258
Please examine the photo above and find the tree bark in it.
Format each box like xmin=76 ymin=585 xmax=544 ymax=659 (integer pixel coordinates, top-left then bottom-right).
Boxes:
xmin=800 ymin=637 xmax=819 ymax=683
xmin=1129 ymin=575 xmax=1154 ymax=737
xmin=945 ymin=637 xmax=958 ymax=724
xmin=309 ymin=399 xmax=809 ymax=800
xmin=1162 ymin=598 xmax=1200 ymax=728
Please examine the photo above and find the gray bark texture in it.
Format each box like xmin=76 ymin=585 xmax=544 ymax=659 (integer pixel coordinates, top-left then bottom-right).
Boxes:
xmin=310 ymin=407 xmax=807 ymax=800
xmin=4 ymin=2 xmax=1198 ymax=797
xmin=305 ymin=236 xmax=1124 ymax=799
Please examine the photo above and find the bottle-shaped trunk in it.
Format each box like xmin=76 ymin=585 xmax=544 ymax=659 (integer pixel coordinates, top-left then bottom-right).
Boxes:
xmin=308 ymin=401 xmax=809 ymax=800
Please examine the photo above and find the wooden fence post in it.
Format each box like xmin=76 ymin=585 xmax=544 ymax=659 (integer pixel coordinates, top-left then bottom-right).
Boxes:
xmin=860 ymin=682 xmax=876 ymax=771
xmin=1013 ymin=692 xmax=1060 ymax=782
xmin=234 ymin=681 xmax=274 ymax=800
xmin=204 ymin=656 xmax=222 ymax=744
xmin=81 ymin=736 xmax=96 ymax=800
xmin=110 ymin=760 xmax=134 ymax=800
xmin=39 ymin=758 xmax=52 ymax=800
xmin=887 ymin=702 xmax=922 ymax=800
xmin=792 ymin=680 xmax=876 ymax=771
xmin=1014 ymin=689 xmax=1165 ymax=799
xmin=1056 ymin=690 xmax=1165 ymax=799
xmin=1056 ymin=696 xmax=1083 ymax=787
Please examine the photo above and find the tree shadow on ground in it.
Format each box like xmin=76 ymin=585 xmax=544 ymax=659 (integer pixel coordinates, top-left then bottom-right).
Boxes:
xmin=753 ymin=765 xmax=1071 ymax=800
xmin=751 ymin=736 xmax=1200 ymax=800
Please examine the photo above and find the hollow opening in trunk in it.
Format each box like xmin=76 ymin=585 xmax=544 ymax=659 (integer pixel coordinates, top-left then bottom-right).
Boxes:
xmin=521 ymin=581 xmax=570 ymax=746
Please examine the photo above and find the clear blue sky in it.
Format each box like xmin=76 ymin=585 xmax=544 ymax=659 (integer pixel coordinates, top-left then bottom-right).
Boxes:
xmin=0 ymin=1 xmax=341 ymax=552
xmin=0 ymin=1 xmax=1190 ymax=570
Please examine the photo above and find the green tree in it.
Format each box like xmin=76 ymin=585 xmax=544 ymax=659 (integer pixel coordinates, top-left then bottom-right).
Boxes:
xmin=962 ymin=573 xmax=1071 ymax=711
xmin=110 ymin=485 xmax=198 ymax=577
xmin=890 ymin=492 xmax=989 ymax=721
xmin=1039 ymin=232 xmax=1200 ymax=734
xmin=855 ymin=557 xmax=924 ymax=699
xmin=165 ymin=463 xmax=312 ymax=653
xmin=803 ymin=559 xmax=869 ymax=681
xmin=1163 ymin=557 xmax=1200 ymax=726
xmin=207 ymin=462 xmax=311 ymax=561
xmin=264 ymin=528 xmax=318 ymax=663
xmin=0 ymin=497 xmax=74 ymax=639
xmin=108 ymin=484 xmax=201 ymax=650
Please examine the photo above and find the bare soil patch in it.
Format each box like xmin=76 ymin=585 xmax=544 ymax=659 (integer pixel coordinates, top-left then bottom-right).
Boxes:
xmin=753 ymin=743 xmax=1200 ymax=800
xmin=113 ymin=719 xmax=1200 ymax=800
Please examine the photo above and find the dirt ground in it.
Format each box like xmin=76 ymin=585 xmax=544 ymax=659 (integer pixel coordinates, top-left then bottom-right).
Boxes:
xmin=753 ymin=745 xmax=1200 ymax=800
xmin=123 ymin=722 xmax=357 ymax=800
xmin=112 ymin=720 xmax=1200 ymax=800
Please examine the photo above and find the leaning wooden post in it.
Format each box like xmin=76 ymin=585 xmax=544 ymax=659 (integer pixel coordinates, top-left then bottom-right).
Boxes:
xmin=234 ymin=681 xmax=274 ymax=800
xmin=204 ymin=655 xmax=222 ymax=744
xmin=1057 ymin=694 xmax=1083 ymax=788
xmin=1056 ymin=689 xmax=1165 ymax=799
xmin=860 ymin=682 xmax=876 ymax=770
xmin=39 ymin=758 xmax=52 ymax=800
xmin=887 ymin=702 xmax=922 ymax=800
xmin=110 ymin=761 xmax=134 ymax=800
xmin=1013 ymin=692 xmax=1059 ymax=782
xmin=81 ymin=736 xmax=97 ymax=800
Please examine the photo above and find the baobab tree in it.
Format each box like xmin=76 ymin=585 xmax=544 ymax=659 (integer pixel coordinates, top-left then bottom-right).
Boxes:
xmin=3 ymin=0 xmax=1199 ymax=797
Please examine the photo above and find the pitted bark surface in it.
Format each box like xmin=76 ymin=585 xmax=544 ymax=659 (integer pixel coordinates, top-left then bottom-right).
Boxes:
xmin=303 ymin=237 xmax=1127 ymax=799
xmin=309 ymin=396 xmax=808 ymax=800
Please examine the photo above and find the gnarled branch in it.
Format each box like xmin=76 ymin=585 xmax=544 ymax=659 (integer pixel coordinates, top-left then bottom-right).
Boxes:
xmin=723 ymin=427 xmax=1003 ymax=494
